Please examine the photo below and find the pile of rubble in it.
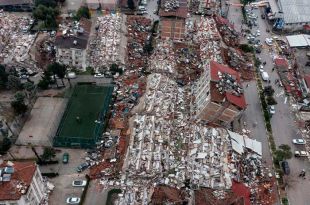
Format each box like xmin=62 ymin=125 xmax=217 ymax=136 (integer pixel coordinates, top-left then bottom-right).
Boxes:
xmin=127 ymin=16 xmax=152 ymax=70
xmin=163 ymin=0 xmax=180 ymax=12
xmin=215 ymin=15 xmax=240 ymax=47
xmin=89 ymin=14 xmax=123 ymax=69
xmin=174 ymin=42 xmax=202 ymax=83
xmin=193 ymin=17 xmax=223 ymax=68
xmin=148 ymin=41 xmax=176 ymax=75
xmin=0 ymin=12 xmax=36 ymax=65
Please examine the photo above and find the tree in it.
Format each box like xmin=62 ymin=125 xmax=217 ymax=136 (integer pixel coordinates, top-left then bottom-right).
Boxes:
xmin=11 ymin=92 xmax=28 ymax=115
xmin=47 ymin=62 xmax=67 ymax=87
xmin=41 ymin=147 xmax=56 ymax=161
xmin=239 ymin=44 xmax=254 ymax=53
xmin=0 ymin=65 xmax=8 ymax=89
xmin=264 ymin=86 xmax=275 ymax=96
xmin=274 ymin=144 xmax=292 ymax=164
xmin=35 ymin=0 xmax=57 ymax=7
xmin=0 ymin=137 xmax=11 ymax=153
xmin=266 ymin=96 xmax=277 ymax=105
xmin=33 ymin=5 xmax=59 ymax=28
xmin=38 ymin=78 xmax=50 ymax=90
xmin=75 ymin=7 xmax=91 ymax=20
xmin=7 ymin=75 xmax=22 ymax=90
xmin=128 ymin=0 xmax=135 ymax=10
xmin=23 ymin=82 xmax=36 ymax=99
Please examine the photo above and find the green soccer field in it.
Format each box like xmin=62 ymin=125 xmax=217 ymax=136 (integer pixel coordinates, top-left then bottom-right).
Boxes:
xmin=54 ymin=84 xmax=113 ymax=148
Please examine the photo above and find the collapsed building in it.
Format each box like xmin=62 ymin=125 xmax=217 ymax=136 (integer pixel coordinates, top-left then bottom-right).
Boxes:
xmin=88 ymin=14 xmax=125 ymax=71
xmin=0 ymin=12 xmax=36 ymax=69
xmin=55 ymin=18 xmax=92 ymax=71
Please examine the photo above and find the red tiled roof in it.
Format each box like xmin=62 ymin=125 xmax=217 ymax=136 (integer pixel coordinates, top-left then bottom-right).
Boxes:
xmin=274 ymin=58 xmax=288 ymax=68
xmin=232 ymin=180 xmax=250 ymax=205
xmin=226 ymin=92 xmax=247 ymax=109
xmin=304 ymin=24 xmax=310 ymax=31
xmin=210 ymin=61 xmax=240 ymax=82
xmin=160 ymin=18 xmax=185 ymax=41
xmin=210 ymin=61 xmax=246 ymax=109
xmin=215 ymin=15 xmax=234 ymax=29
xmin=304 ymin=75 xmax=310 ymax=88
xmin=0 ymin=161 xmax=36 ymax=201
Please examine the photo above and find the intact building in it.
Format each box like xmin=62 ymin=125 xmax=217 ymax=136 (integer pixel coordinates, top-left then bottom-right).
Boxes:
xmin=55 ymin=18 xmax=91 ymax=71
xmin=274 ymin=0 xmax=310 ymax=31
xmin=193 ymin=61 xmax=246 ymax=126
xmin=0 ymin=0 xmax=34 ymax=12
xmin=0 ymin=161 xmax=46 ymax=205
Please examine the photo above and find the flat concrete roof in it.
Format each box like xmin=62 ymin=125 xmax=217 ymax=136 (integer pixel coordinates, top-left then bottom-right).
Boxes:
xmin=279 ymin=0 xmax=310 ymax=24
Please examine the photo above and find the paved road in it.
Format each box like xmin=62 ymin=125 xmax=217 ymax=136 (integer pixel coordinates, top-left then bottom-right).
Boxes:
xmin=226 ymin=1 xmax=310 ymax=204
xmin=84 ymin=180 xmax=109 ymax=205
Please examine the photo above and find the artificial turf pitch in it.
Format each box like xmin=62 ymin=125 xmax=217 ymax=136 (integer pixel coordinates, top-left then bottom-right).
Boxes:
xmin=54 ymin=84 xmax=113 ymax=148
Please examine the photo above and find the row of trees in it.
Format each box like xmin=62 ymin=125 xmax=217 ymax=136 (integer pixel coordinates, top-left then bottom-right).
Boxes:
xmin=32 ymin=0 xmax=60 ymax=29
xmin=38 ymin=62 xmax=71 ymax=89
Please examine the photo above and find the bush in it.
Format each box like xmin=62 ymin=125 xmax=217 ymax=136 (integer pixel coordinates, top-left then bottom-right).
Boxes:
xmin=75 ymin=6 xmax=91 ymax=20
xmin=282 ymin=197 xmax=289 ymax=205
xmin=239 ymin=44 xmax=254 ymax=53
xmin=266 ymin=96 xmax=277 ymax=105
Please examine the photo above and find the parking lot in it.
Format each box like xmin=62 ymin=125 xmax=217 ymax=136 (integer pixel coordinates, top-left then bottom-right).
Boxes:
xmin=40 ymin=148 xmax=89 ymax=205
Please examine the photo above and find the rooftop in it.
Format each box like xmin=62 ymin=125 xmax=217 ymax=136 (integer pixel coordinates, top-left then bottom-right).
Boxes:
xmin=274 ymin=58 xmax=289 ymax=68
xmin=55 ymin=18 xmax=92 ymax=50
xmin=160 ymin=18 xmax=185 ymax=41
xmin=0 ymin=161 xmax=36 ymax=201
xmin=278 ymin=0 xmax=310 ymax=24
xmin=210 ymin=61 xmax=246 ymax=109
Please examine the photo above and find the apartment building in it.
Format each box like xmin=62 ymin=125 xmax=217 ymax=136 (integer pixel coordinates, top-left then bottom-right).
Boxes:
xmin=193 ymin=61 xmax=246 ymax=126
xmin=55 ymin=18 xmax=91 ymax=71
xmin=0 ymin=161 xmax=46 ymax=205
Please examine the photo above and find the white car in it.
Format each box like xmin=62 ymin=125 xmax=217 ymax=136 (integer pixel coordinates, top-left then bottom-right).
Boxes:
xmin=94 ymin=73 xmax=104 ymax=78
xmin=66 ymin=197 xmax=80 ymax=204
xmin=265 ymin=38 xmax=273 ymax=46
xmin=72 ymin=180 xmax=87 ymax=187
xmin=269 ymin=105 xmax=275 ymax=114
xmin=292 ymin=139 xmax=306 ymax=145
xmin=294 ymin=151 xmax=309 ymax=157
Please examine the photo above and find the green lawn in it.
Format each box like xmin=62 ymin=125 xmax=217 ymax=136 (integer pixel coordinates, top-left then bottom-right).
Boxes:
xmin=56 ymin=84 xmax=113 ymax=141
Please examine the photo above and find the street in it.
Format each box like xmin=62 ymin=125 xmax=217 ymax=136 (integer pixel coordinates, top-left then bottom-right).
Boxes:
xmin=227 ymin=1 xmax=310 ymax=204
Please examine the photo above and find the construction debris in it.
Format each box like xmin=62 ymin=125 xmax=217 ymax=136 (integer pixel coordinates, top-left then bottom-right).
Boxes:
xmin=88 ymin=14 xmax=124 ymax=70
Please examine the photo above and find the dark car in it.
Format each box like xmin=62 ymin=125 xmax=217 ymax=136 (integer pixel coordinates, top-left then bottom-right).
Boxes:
xmin=76 ymin=162 xmax=90 ymax=172
xmin=261 ymin=14 xmax=265 ymax=19
xmin=62 ymin=153 xmax=69 ymax=164
xmin=306 ymin=62 xmax=310 ymax=66
xmin=281 ymin=161 xmax=290 ymax=175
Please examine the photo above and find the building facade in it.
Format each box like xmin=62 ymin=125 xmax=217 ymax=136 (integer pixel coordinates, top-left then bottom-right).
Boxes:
xmin=55 ymin=18 xmax=91 ymax=71
xmin=0 ymin=0 xmax=34 ymax=12
xmin=0 ymin=161 xmax=46 ymax=205
xmin=193 ymin=61 xmax=246 ymax=126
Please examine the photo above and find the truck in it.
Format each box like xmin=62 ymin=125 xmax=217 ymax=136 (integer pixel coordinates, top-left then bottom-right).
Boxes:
xmin=261 ymin=71 xmax=269 ymax=81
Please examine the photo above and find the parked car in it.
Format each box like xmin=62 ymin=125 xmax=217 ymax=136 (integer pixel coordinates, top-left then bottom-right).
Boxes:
xmin=72 ymin=180 xmax=87 ymax=187
xmin=305 ymin=62 xmax=310 ymax=66
xmin=76 ymin=162 xmax=90 ymax=172
xmin=94 ymin=73 xmax=104 ymax=78
xmin=261 ymin=14 xmax=265 ymax=19
xmin=265 ymin=38 xmax=273 ymax=46
xmin=269 ymin=105 xmax=275 ymax=115
xmin=62 ymin=152 xmax=69 ymax=164
xmin=294 ymin=150 xmax=309 ymax=157
xmin=66 ymin=197 xmax=80 ymax=204
xmin=281 ymin=161 xmax=290 ymax=175
xmin=292 ymin=139 xmax=306 ymax=145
